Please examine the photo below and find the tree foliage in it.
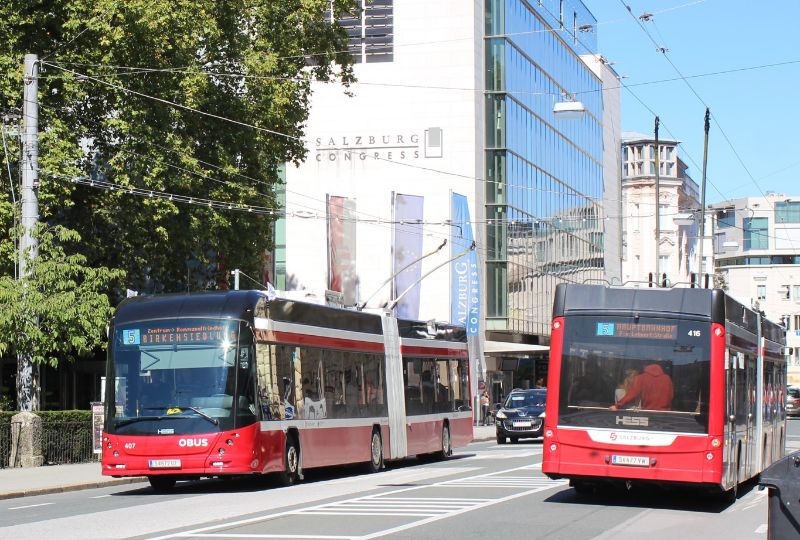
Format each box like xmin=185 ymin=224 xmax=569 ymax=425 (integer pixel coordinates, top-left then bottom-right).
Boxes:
xmin=0 ymin=225 xmax=123 ymax=367
xmin=0 ymin=0 xmax=357 ymax=366
xmin=0 ymin=0 xmax=357 ymax=291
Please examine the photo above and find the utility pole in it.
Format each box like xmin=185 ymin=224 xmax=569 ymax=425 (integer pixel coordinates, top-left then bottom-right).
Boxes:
xmin=697 ymin=108 xmax=710 ymax=286
xmin=653 ymin=116 xmax=660 ymax=285
xmin=17 ymin=54 xmax=40 ymax=411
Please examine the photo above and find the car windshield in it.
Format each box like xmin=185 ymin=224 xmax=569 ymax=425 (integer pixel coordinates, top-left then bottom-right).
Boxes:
xmin=104 ymin=318 xmax=256 ymax=435
xmin=789 ymin=388 xmax=800 ymax=399
xmin=504 ymin=391 xmax=546 ymax=408
xmin=558 ymin=315 xmax=711 ymax=434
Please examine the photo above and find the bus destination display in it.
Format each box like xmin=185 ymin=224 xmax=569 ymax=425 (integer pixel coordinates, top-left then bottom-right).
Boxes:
xmin=595 ymin=322 xmax=677 ymax=340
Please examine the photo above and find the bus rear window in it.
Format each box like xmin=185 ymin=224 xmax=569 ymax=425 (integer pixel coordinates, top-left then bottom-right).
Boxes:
xmin=558 ymin=315 xmax=711 ymax=433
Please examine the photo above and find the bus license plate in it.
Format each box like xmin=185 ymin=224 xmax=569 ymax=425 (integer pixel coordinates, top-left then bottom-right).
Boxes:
xmin=611 ymin=455 xmax=649 ymax=467
xmin=148 ymin=459 xmax=181 ymax=469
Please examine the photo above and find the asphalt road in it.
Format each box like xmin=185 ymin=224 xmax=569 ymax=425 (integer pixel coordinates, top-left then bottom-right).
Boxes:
xmin=3 ymin=420 xmax=800 ymax=540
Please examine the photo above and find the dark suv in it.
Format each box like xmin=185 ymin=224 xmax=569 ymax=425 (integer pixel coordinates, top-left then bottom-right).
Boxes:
xmin=495 ymin=388 xmax=546 ymax=444
xmin=787 ymin=386 xmax=800 ymax=417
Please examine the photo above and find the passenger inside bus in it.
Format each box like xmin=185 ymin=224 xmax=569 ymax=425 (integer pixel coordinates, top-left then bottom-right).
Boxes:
xmin=614 ymin=368 xmax=640 ymax=408
xmin=610 ymin=362 xmax=674 ymax=411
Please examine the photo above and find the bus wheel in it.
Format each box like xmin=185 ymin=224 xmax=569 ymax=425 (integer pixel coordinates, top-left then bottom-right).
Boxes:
xmin=366 ymin=429 xmax=384 ymax=473
xmin=148 ymin=476 xmax=176 ymax=492
xmin=438 ymin=423 xmax=452 ymax=459
xmin=277 ymin=434 xmax=300 ymax=487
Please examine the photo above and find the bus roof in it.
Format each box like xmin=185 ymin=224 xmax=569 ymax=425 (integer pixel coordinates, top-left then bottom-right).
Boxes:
xmin=113 ymin=290 xmax=467 ymax=343
xmin=553 ymin=284 xmax=785 ymax=343
xmin=553 ymin=284 xmax=725 ymax=323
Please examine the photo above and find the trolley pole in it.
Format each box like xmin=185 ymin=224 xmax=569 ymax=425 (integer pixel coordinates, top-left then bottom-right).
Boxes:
xmin=654 ymin=116 xmax=660 ymax=285
xmin=17 ymin=53 xmax=40 ymax=411
xmin=697 ymin=108 xmax=710 ymax=286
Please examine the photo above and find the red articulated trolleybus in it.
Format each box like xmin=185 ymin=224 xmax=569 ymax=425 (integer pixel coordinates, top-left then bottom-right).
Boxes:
xmin=542 ymin=283 xmax=787 ymax=498
xmin=101 ymin=290 xmax=472 ymax=491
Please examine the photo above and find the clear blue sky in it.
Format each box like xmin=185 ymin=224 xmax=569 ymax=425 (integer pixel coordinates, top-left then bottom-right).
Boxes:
xmin=584 ymin=0 xmax=800 ymax=204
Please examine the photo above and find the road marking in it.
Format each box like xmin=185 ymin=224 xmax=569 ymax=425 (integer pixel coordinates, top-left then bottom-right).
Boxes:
xmin=7 ymin=502 xmax=54 ymax=510
xmin=90 ymin=495 xmax=112 ymax=499
xmin=147 ymin=464 xmax=558 ymax=540
xmin=755 ymin=524 xmax=768 ymax=534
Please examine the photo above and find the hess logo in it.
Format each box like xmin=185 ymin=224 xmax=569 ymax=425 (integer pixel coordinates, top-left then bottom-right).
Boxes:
xmin=616 ymin=415 xmax=649 ymax=427
xmin=178 ymin=438 xmax=209 ymax=448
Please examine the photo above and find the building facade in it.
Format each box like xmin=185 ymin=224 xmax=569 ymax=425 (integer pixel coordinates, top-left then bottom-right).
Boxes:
xmin=280 ymin=0 xmax=609 ymax=404
xmin=621 ymin=132 xmax=701 ymax=287
xmin=710 ymin=193 xmax=800 ymax=384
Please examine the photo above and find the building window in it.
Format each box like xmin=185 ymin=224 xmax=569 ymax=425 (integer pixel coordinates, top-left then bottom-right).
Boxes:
xmin=781 ymin=285 xmax=791 ymax=300
xmin=776 ymin=201 xmax=800 ymax=223
xmin=716 ymin=208 xmax=735 ymax=228
xmin=794 ymin=285 xmax=800 ymax=301
xmin=658 ymin=204 xmax=670 ymax=230
xmin=659 ymin=255 xmax=669 ymax=276
xmin=757 ymin=284 xmax=766 ymax=301
xmin=328 ymin=0 xmax=394 ymax=64
xmin=744 ymin=217 xmax=769 ymax=250
xmin=794 ymin=314 xmax=800 ymax=330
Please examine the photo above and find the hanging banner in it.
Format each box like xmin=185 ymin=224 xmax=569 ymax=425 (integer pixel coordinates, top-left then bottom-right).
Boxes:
xmin=451 ymin=193 xmax=480 ymax=335
xmin=393 ymin=193 xmax=424 ymax=320
xmin=327 ymin=195 xmax=357 ymax=306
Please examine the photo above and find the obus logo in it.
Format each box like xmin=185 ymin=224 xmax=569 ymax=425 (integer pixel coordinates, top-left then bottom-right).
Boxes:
xmin=178 ymin=438 xmax=209 ymax=448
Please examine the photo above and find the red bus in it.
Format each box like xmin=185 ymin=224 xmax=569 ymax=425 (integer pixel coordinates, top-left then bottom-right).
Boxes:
xmin=101 ymin=290 xmax=472 ymax=491
xmin=542 ymin=283 xmax=786 ymax=498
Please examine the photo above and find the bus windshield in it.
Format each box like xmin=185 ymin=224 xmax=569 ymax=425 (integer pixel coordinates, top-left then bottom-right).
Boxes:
xmin=558 ymin=315 xmax=710 ymax=433
xmin=104 ymin=318 xmax=256 ymax=435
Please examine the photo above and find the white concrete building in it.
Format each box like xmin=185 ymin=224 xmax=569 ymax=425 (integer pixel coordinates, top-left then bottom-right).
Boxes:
xmin=621 ymin=132 xmax=702 ymax=287
xmin=277 ymin=1 xmax=614 ymax=401
xmin=710 ymin=193 xmax=800 ymax=384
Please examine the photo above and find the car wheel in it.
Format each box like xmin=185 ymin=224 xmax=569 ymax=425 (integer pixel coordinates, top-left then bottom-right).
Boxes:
xmin=510 ymin=436 xmax=519 ymax=444
xmin=438 ymin=423 xmax=453 ymax=459
xmin=276 ymin=434 xmax=300 ymax=487
xmin=496 ymin=435 xmax=506 ymax=444
xmin=148 ymin=475 xmax=176 ymax=492
xmin=365 ymin=428 xmax=384 ymax=473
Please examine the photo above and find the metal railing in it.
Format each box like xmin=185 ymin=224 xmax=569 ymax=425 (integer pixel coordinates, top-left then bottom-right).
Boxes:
xmin=41 ymin=421 xmax=94 ymax=465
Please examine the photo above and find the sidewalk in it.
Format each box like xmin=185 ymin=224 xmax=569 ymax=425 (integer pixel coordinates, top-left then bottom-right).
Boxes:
xmin=0 ymin=426 xmax=498 ymax=500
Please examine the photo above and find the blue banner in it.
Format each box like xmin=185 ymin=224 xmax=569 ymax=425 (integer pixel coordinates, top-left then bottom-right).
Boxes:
xmin=393 ymin=193 xmax=424 ymax=320
xmin=451 ymin=193 xmax=480 ymax=335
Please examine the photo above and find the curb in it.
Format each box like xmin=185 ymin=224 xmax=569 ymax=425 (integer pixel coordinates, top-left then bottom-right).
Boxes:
xmin=0 ymin=476 xmax=147 ymax=501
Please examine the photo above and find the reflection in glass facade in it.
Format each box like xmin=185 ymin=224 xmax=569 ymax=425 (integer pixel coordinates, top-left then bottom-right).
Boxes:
xmin=485 ymin=0 xmax=604 ymax=338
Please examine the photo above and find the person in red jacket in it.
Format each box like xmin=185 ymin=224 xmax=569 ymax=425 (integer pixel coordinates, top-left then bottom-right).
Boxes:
xmin=610 ymin=363 xmax=673 ymax=411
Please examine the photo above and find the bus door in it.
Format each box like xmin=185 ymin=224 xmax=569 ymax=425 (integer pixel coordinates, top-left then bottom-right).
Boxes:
xmin=745 ymin=353 xmax=757 ymax=479
xmin=724 ymin=349 xmax=739 ymax=488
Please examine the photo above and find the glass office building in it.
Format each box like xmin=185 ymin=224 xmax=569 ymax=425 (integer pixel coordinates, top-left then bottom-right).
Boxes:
xmin=484 ymin=0 xmax=604 ymax=340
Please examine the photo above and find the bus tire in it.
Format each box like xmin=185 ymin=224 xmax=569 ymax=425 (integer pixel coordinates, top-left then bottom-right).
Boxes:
xmin=148 ymin=476 xmax=176 ymax=492
xmin=438 ymin=423 xmax=452 ymax=459
xmin=366 ymin=428 xmax=384 ymax=473
xmin=276 ymin=433 xmax=300 ymax=487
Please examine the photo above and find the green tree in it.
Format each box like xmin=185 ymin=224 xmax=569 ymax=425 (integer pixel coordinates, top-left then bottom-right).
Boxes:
xmin=0 ymin=0 xmax=357 ymax=406
xmin=0 ymin=0 xmax=357 ymax=292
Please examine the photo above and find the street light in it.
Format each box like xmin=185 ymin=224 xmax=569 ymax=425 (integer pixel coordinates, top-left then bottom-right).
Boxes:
xmin=553 ymin=100 xmax=586 ymax=120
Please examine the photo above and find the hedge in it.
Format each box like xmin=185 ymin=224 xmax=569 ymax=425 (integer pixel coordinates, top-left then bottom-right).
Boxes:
xmin=0 ymin=410 xmax=92 ymax=424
